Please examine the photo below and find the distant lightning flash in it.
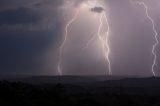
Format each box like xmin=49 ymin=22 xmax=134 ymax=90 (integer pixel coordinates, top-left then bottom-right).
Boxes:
xmin=103 ymin=11 xmax=112 ymax=75
xmin=80 ymin=11 xmax=112 ymax=75
xmin=131 ymin=1 xmax=158 ymax=76
xmin=58 ymin=1 xmax=112 ymax=75
xmin=78 ymin=34 xmax=97 ymax=55
xmin=58 ymin=9 xmax=80 ymax=75
xmin=98 ymin=11 xmax=112 ymax=75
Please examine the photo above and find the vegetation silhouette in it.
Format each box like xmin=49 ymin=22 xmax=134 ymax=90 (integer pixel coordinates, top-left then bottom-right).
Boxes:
xmin=0 ymin=78 xmax=160 ymax=106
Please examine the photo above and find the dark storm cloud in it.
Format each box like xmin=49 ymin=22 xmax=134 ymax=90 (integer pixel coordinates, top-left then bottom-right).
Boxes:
xmin=0 ymin=0 xmax=68 ymax=31
xmin=0 ymin=7 xmax=40 ymax=25
xmin=91 ymin=6 xmax=104 ymax=13
xmin=33 ymin=0 xmax=64 ymax=7
xmin=0 ymin=0 xmax=66 ymax=74
xmin=0 ymin=0 xmax=43 ymax=11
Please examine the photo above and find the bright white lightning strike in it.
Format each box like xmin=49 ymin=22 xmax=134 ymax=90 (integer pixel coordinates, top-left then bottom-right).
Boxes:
xmin=58 ymin=1 xmax=112 ymax=75
xmin=80 ymin=11 xmax=112 ymax=75
xmin=57 ymin=9 xmax=80 ymax=75
xmin=131 ymin=1 xmax=158 ymax=76
xmin=98 ymin=11 xmax=112 ymax=75
xmin=103 ymin=12 xmax=112 ymax=75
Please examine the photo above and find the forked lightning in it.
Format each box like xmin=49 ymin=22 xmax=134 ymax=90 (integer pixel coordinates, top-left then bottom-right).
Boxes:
xmin=131 ymin=0 xmax=158 ymax=76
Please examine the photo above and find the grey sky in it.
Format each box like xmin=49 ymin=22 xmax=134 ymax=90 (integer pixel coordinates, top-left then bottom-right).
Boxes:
xmin=0 ymin=0 xmax=159 ymax=76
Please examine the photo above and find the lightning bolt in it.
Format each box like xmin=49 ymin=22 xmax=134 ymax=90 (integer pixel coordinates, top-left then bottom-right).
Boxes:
xmin=103 ymin=11 xmax=112 ymax=75
xmin=58 ymin=1 xmax=112 ymax=76
xmin=98 ymin=11 xmax=112 ymax=75
xmin=131 ymin=0 xmax=158 ymax=76
xmin=57 ymin=9 xmax=80 ymax=75
xmin=78 ymin=33 xmax=97 ymax=55
xmin=80 ymin=11 xmax=112 ymax=75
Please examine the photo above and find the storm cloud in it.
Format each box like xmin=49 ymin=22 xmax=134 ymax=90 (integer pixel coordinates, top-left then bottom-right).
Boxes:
xmin=91 ymin=6 xmax=104 ymax=13
xmin=0 ymin=0 xmax=160 ymax=76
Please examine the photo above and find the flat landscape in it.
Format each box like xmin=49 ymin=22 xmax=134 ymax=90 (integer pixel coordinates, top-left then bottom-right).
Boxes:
xmin=0 ymin=76 xmax=160 ymax=106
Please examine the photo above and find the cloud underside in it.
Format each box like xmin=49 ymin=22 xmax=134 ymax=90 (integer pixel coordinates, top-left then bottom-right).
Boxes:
xmin=91 ymin=6 xmax=104 ymax=13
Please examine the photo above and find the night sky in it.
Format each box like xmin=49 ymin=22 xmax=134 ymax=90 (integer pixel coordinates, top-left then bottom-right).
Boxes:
xmin=0 ymin=0 xmax=160 ymax=76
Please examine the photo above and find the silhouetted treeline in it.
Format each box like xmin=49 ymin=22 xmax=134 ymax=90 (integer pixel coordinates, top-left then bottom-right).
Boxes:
xmin=0 ymin=80 xmax=160 ymax=106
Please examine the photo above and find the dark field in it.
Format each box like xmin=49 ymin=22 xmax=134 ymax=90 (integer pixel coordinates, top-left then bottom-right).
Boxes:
xmin=0 ymin=76 xmax=160 ymax=106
